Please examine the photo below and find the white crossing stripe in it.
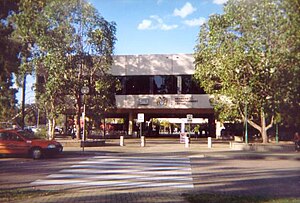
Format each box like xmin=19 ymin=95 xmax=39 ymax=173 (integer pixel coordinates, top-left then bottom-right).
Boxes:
xmin=31 ymin=156 xmax=194 ymax=189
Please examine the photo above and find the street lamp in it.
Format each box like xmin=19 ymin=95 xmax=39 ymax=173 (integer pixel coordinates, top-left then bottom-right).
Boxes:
xmin=81 ymin=85 xmax=89 ymax=151
xmin=244 ymin=86 xmax=251 ymax=144
xmin=245 ymin=101 xmax=248 ymax=144
xmin=275 ymin=123 xmax=279 ymax=143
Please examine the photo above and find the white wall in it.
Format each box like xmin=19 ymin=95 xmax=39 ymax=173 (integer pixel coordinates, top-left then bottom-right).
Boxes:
xmin=115 ymin=94 xmax=212 ymax=109
xmin=111 ymin=54 xmax=195 ymax=76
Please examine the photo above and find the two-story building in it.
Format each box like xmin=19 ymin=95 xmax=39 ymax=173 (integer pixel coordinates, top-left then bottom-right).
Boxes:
xmin=104 ymin=53 xmax=216 ymax=137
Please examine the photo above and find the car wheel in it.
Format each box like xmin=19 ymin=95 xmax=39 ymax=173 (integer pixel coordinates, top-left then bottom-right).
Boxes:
xmin=31 ymin=148 xmax=43 ymax=159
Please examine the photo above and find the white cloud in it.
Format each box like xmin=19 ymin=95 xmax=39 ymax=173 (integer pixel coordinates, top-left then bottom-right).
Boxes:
xmin=213 ymin=0 xmax=228 ymax=5
xmin=150 ymin=15 xmax=163 ymax=24
xmin=173 ymin=2 xmax=197 ymax=18
xmin=137 ymin=15 xmax=178 ymax=31
xmin=157 ymin=0 xmax=163 ymax=4
xmin=160 ymin=24 xmax=178 ymax=31
xmin=184 ymin=17 xmax=206 ymax=27
xmin=138 ymin=20 xmax=152 ymax=30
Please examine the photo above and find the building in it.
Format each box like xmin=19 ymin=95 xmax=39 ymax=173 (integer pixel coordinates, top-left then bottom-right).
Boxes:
xmin=104 ymin=53 xmax=216 ymax=137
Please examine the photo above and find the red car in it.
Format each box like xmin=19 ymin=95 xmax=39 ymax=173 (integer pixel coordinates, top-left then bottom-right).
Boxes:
xmin=0 ymin=128 xmax=63 ymax=159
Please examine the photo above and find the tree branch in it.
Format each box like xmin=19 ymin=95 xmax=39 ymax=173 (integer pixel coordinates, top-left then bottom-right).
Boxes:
xmin=247 ymin=119 xmax=261 ymax=132
xmin=266 ymin=115 xmax=274 ymax=130
xmin=239 ymin=106 xmax=261 ymax=132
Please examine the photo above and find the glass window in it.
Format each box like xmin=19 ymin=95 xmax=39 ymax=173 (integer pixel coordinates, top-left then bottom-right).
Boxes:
xmin=125 ymin=76 xmax=150 ymax=95
xmin=115 ymin=75 xmax=178 ymax=95
xmin=153 ymin=76 xmax=177 ymax=94
xmin=18 ymin=131 xmax=36 ymax=140
xmin=4 ymin=133 xmax=23 ymax=141
xmin=0 ymin=133 xmax=8 ymax=140
xmin=181 ymin=75 xmax=206 ymax=94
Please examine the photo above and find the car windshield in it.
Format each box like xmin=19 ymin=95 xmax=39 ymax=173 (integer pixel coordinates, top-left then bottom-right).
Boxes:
xmin=18 ymin=130 xmax=39 ymax=140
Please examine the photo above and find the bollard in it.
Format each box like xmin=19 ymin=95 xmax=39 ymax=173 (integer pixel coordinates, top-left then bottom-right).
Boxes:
xmin=208 ymin=137 xmax=212 ymax=148
xmin=120 ymin=135 xmax=124 ymax=146
xmin=141 ymin=136 xmax=146 ymax=147
xmin=185 ymin=136 xmax=189 ymax=148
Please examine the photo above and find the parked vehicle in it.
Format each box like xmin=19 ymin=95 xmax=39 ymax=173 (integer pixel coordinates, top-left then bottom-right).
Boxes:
xmin=24 ymin=125 xmax=39 ymax=133
xmin=0 ymin=122 xmax=19 ymax=129
xmin=0 ymin=128 xmax=63 ymax=159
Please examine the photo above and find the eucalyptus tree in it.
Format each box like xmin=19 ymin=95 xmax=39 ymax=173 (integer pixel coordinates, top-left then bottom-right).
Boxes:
xmin=194 ymin=0 xmax=299 ymax=143
xmin=0 ymin=0 xmax=20 ymax=122
xmin=13 ymin=0 xmax=117 ymax=139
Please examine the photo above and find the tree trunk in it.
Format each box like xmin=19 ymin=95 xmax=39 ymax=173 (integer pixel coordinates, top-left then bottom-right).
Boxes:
xmin=243 ymin=108 xmax=274 ymax=144
xmin=48 ymin=119 xmax=52 ymax=140
xmin=260 ymin=110 xmax=268 ymax=144
xmin=48 ymin=118 xmax=56 ymax=140
xmin=52 ymin=118 xmax=56 ymax=140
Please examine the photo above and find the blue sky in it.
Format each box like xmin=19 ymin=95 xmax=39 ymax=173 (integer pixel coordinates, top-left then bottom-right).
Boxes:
xmin=89 ymin=0 xmax=226 ymax=54
xmin=18 ymin=0 xmax=227 ymax=104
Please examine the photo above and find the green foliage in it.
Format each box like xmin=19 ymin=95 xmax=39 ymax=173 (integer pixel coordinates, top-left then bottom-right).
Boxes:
xmin=160 ymin=120 xmax=170 ymax=128
xmin=193 ymin=125 xmax=200 ymax=133
xmin=12 ymin=0 xmax=117 ymax=138
xmin=0 ymin=188 xmax=60 ymax=202
xmin=152 ymin=118 xmax=160 ymax=125
xmin=194 ymin=0 xmax=300 ymax=141
xmin=0 ymin=0 xmax=20 ymax=121
xmin=24 ymin=104 xmax=37 ymax=126
xmin=34 ymin=125 xmax=47 ymax=139
xmin=24 ymin=103 xmax=47 ymax=126
xmin=184 ymin=193 xmax=300 ymax=203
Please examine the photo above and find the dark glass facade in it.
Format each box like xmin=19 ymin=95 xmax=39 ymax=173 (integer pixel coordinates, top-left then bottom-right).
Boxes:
xmin=181 ymin=75 xmax=205 ymax=94
xmin=116 ymin=75 xmax=205 ymax=95
xmin=152 ymin=76 xmax=177 ymax=94
xmin=125 ymin=76 xmax=150 ymax=94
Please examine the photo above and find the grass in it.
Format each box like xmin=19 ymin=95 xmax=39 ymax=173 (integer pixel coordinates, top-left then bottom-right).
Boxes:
xmin=1 ymin=189 xmax=299 ymax=202
xmin=183 ymin=193 xmax=300 ymax=203
xmin=0 ymin=188 xmax=60 ymax=202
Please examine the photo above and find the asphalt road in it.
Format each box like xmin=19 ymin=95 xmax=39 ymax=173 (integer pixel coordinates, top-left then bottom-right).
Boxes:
xmin=0 ymin=154 xmax=91 ymax=190
xmin=0 ymin=139 xmax=299 ymax=202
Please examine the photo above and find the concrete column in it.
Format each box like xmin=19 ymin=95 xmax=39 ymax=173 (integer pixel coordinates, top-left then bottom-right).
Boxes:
xmin=216 ymin=121 xmax=224 ymax=139
xmin=208 ymin=137 xmax=212 ymax=148
xmin=128 ymin=112 xmax=133 ymax=136
xmin=181 ymin=119 xmax=185 ymax=133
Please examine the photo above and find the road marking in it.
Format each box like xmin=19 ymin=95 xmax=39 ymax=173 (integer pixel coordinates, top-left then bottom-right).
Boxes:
xmin=32 ymin=156 xmax=194 ymax=189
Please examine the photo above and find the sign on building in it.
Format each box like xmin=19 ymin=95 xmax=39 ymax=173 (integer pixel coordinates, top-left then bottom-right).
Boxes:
xmin=137 ymin=113 xmax=144 ymax=123
xmin=187 ymin=114 xmax=193 ymax=123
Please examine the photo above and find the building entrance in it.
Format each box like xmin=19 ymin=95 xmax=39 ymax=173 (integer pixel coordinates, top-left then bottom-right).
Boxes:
xmin=103 ymin=110 xmax=216 ymax=139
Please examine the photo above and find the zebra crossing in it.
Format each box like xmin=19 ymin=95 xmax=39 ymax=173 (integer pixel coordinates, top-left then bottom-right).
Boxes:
xmin=31 ymin=155 xmax=194 ymax=189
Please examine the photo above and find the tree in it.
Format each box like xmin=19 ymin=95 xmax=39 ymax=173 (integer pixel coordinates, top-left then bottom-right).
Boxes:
xmin=275 ymin=0 xmax=300 ymax=129
xmin=194 ymin=0 xmax=300 ymax=143
xmin=0 ymin=0 xmax=20 ymax=122
xmin=13 ymin=0 xmax=117 ymax=139
xmin=13 ymin=0 xmax=61 ymax=137
xmin=160 ymin=120 xmax=170 ymax=133
xmin=24 ymin=103 xmax=47 ymax=126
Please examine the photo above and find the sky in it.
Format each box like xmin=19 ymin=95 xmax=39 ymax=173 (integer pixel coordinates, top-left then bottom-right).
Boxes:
xmin=17 ymin=0 xmax=227 ymax=104
xmin=89 ymin=0 xmax=226 ymax=54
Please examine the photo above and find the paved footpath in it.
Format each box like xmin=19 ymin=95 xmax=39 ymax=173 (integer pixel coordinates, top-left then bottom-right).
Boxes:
xmin=11 ymin=138 xmax=300 ymax=202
